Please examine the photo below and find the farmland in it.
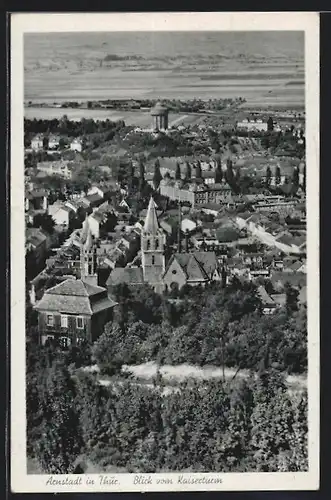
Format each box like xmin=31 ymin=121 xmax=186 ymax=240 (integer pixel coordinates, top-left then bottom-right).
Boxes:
xmin=24 ymin=32 xmax=304 ymax=111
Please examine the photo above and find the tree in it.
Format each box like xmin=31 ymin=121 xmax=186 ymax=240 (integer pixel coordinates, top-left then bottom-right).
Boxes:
xmin=36 ymin=360 xmax=83 ymax=473
xmin=33 ymin=213 xmax=55 ymax=234
xmin=292 ymin=167 xmax=299 ymax=188
xmin=235 ymin=167 xmax=241 ymax=186
xmin=267 ymin=116 xmax=274 ymax=132
xmin=92 ymin=323 xmax=128 ymax=372
xmin=139 ymin=159 xmax=145 ymax=191
xmin=265 ymin=166 xmax=272 ymax=187
xmin=215 ymin=161 xmax=223 ymax=184
xmin=139 ymin=159 xmax=145 ymax=180
xmin=153 ymin=160 xmax=162 ymax=189
xmin=275 ymin=165 xmax=281 ymax=186
xmin=102 ymin=212 xmax=118 ymax=233
xmin=225 ymin=158 xmax=234 ymax=186
xmin=184 ymin=162 xmax=191 ymax=181
xmin=285 ymin=283 xmax=299 ymax=315
xmin=175 ymin=162 xmax=181 ymax=180
xmin=195 ymin=161 xmax=202 ymax=179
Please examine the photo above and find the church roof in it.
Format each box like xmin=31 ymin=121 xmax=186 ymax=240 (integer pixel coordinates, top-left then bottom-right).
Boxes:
xmin=106 ymin=267 xmax=144 ymax=286
xmin=166 ymin=252 xmax=218 ymax=280
xmin=144 ymin=197 xmax=160 ymax=233
xmin=185 ymin=255 xmax=209 ymax=282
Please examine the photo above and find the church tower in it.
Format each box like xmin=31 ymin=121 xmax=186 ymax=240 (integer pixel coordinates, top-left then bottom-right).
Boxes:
xmin=80 ymin=217 xmax=98 ymax=286
xmin=141 ymin=197 xmax=166 ymax=284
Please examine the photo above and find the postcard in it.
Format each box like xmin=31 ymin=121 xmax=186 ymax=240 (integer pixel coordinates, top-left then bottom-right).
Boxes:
xmin=10 ymin=11 xmax=319 ymax=493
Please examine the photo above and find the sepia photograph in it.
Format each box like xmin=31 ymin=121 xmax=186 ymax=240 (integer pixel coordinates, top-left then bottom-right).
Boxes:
xmin=10 ymin=12 xmax=319 ymax=493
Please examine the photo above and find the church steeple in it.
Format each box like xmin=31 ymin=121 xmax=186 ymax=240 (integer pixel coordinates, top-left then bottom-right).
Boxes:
xmin=144 ymin=196 xmax=159 ymax=233
xmin=141 ymin=196 xmax=166 ymax=284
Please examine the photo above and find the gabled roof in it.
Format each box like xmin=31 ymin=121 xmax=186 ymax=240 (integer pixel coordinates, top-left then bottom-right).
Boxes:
xmin=26 ymin=228 xmax=47 ymax=247
xmin=106 ymin=267 xmax=144 ymax=286
xmin=185 ymin=255 xmax=209 ymax=281
xmin=144 ymin=197 xmax=159 ymax=233
xmin=85 ymin=193 xmax=103 ymax=204
xmin=26 ymin=188 xmax=48 ymax=199
xmin=167 ymin=251 xmax=217 ymax=279
xmin=257 ymin=286 xmax=276 ymax=306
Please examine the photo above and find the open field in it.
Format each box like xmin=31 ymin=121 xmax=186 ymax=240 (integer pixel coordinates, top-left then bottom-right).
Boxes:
xmin=24 ymin=32 xmax=304 ymax=110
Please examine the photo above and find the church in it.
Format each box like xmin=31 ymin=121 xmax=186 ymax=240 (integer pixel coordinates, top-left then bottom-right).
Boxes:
xmin=107 ymin=197 xmax=222 ymax=293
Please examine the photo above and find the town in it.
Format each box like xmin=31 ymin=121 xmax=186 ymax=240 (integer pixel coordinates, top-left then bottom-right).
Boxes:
xmin=25 ymin=98 xmax=308 ymax=475
xmin=26 ymin=101 xmax=306 ymax=346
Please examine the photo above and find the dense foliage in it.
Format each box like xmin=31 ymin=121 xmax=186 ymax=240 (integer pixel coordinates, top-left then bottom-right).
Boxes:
xmin=102 ymin=281 xmax=307 ymax=375
xmin=24 ymin=117 xmax=125 ymax=141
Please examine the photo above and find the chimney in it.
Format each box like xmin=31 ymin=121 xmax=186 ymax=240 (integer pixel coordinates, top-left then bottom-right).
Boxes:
xmin=185 ymin=230 xmax=189 ymax=253
xmin=177 ymin=203 xmax=182 ymax=253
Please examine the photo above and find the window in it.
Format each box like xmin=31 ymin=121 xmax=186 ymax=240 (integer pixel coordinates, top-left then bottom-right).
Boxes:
xmin=146 ymin=240 xmax=151 ymax=250
xmin=61 ymin=315 xmax=68 ymax=328
xmin=59 ymin=336 xmax=70 ymax=348
xmin=172 ymin=269 xmax=177 ymax=275
xmin=155 ymin=239 xmax=159 ymax=249
xmin=151 ymin=256 xmax=155 ymax=265
xmin=46 ymin=314 xmax=54 ymax=327
xmin=76 ymin=316 xmax=84 ymax=329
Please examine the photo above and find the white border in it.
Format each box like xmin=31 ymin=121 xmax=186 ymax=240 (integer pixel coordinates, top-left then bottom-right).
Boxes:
xmin=11 ymin=12 xmax=320 ymax=493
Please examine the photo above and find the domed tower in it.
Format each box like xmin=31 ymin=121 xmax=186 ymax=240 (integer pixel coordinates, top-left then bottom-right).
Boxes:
xmin=151 ymin=101 xmax=169 ymax=132
xmin=80 ymin=217 xmax=98 ymax=286
xmin=141 ymin=197 xmax=166 ymax=284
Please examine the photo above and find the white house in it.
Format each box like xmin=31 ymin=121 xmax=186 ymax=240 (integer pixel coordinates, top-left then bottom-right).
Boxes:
xmin=70 ymin=138 xmax=83 ymax=152
xmin=31 ymin=134 xmax=44 ymax=151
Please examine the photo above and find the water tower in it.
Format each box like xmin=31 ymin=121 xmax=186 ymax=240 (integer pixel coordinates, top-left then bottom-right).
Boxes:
xmin=151 ymin=101 xmax=169 ymax=132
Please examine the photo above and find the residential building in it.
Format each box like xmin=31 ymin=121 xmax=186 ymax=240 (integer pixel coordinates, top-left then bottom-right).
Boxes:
xmin=236 ymin=116 xmax=273 ymax=132
xmin=70 ymin=138 xmax=84 ymax=152
xmin=48 ymin=202 xmax=75 ymax=228
xmin=235 ymin=212 xmax=306 ymax=255
xmin=48 ymin=135 xmax=61 ymax=150
xmin=26 ymin=227 xmax=48 ymax=266
xmin=37 ymin=160 xmax=73 ymax=179
xmin=81 ymin=193 xmax=104 ymax=210
xmin=87 ymin=184 xmax=116 ymax=201
xmin=25 ymin=188 xmax=48 ymax=212
xmin=31 ymin=134 xmax=44 ymax=151
xmin=257 ymin=285 xmax=278 ymax=315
